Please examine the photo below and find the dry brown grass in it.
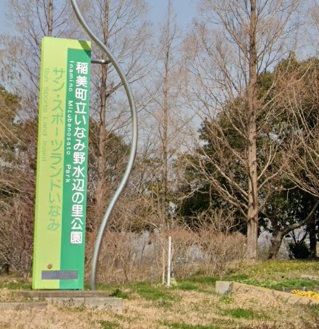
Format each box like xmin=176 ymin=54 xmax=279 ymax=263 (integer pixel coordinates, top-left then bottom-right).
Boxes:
xmin=92 ymin=227 xmax=246 ymax=284
xmin=0 ymin=284 xmax=318 ymax=329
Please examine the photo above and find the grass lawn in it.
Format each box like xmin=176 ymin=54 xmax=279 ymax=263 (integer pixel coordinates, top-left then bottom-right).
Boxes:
xmin=222 ymin=260 xmax=319 ymax=292
xmin=0 ymin=260 xmax=318 ymax=328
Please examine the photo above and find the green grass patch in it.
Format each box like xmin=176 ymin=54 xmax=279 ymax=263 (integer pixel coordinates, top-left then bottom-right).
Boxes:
xmin=0 ymin=278 xmax=31 ymax=290
xmin=221 ymin=308 xmax=264 ymax=320
xmin=258 ymin=278 xmax=319 ymax=291
xmin=226 ymin=274 xmax=249 ymax=282
xmin=131 ymin=282 xmax=177 ymax=302
xmin=186 ymin=275 xmax=217 ymax=285
xmin=227 ymin=277 xmax=319 ymax=292
xmin=219 ymin=295 xmax=233 ymax=304
xmin=98 ymin=320 xmax=120 ymax=329
xmin=228 ymin=260 xmax=319 ymax=279
xmin=94 ymin=282 xmax=114 ymax=291
xmin=176 ymin=281 xmax=200 ymax=291
xmin=110 ymin=288 xmax=129 ymax=299
xmin=224 ymin=260 xmax=319 ymax=292
xmin=174 ymin=276 xmax=219 ymax=294
xmin=162 ymin=321 xmax=221 ymax=329
xmin=174 ymin=261 xmax=319 ymax=294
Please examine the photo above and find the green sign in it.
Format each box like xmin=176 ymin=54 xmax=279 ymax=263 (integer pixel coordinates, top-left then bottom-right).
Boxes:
xmin=32 ymin=37 xmax=91 ymax=290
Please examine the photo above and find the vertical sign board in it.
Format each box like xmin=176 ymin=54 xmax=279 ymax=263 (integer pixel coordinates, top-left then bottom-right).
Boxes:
xmin=32 ymin=37 xmax=91 ymax=290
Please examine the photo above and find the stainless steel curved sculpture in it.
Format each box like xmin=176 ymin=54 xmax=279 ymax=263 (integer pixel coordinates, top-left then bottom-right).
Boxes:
xmin=70 ymin=0 xmax=138 ymax=290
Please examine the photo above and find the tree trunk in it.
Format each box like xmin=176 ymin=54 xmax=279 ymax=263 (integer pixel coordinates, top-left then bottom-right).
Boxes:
xmin=267 ymin=201 xmax=319 ymax=259
xmin=246 ymin=0 xmax=259 ymax=260
xmin=47 ymin=0 xmax=53 ymax=36
xmin=94 ymin=63 xmax=108 ymax=224
xmin=308 ymin=217 xmax=317 ymax=259
xmin=93 ymin=1 xmax=109 ymax=227
xmin=268 ymin=232 xmax=284 ymax=259
xmin=162 ymin=40 xmax=169 ymax=227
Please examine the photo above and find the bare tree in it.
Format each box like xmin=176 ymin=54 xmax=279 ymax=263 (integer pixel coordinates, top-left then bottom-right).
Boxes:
xmin=183 ymin=0 xmax=300 ymax=259
xmin=0 ymin=0 xmax=74 ymax=274
xmin=277 ymin=58 xmax=319 ymax=258
xmin=1 ymin=0 xmax=74 ymax=117
xmin=79 ymin=0 xmax=149 ymax=234
xmin=0 ymin=0 xmax=150 ymax=274
xmin=161 ymin=0 xmax=173 ymax=227
xmin=143 ymin=0 xmax=193 ymax=228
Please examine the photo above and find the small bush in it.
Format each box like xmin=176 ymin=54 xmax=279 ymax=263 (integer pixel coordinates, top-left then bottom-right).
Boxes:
xmin=91 ymin=227 xmax=245 ymax=284
xmin=289 ymin=241 xmax=310 ymax=259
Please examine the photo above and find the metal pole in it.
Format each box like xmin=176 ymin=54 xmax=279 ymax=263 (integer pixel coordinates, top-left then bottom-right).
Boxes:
xmin=162 ymin=244 xmax=166 ymax=285
xmin=70 ymin=0 xmax=138 ymax=290
xmin=167 ymin=236 xmax=172 ymax=287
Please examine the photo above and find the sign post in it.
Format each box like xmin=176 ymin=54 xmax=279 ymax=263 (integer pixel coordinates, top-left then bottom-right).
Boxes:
xmin=32 ymin=37 xmax=91 ymax=290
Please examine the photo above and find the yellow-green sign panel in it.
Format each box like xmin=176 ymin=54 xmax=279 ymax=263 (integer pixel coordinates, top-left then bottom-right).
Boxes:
xmin=33 ymin=37 xmax=91 ymax=290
